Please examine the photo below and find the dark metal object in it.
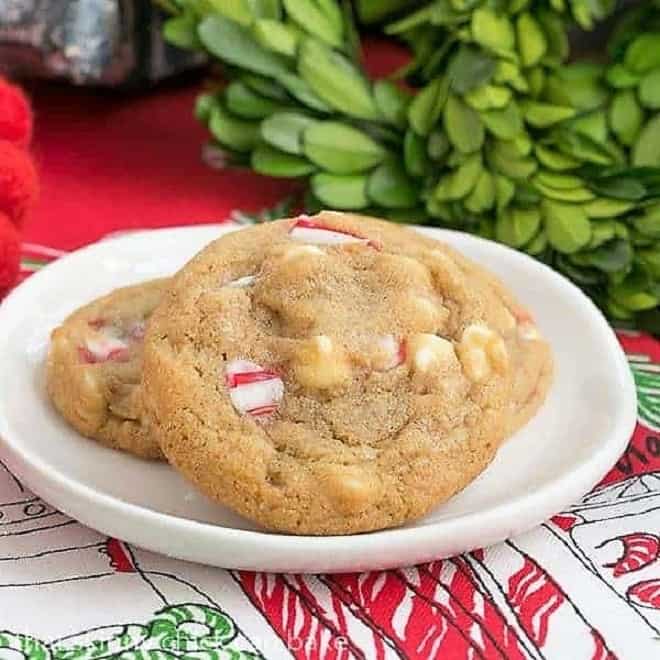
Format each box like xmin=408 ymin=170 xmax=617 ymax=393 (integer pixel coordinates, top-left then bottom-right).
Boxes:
xmin=0 ymin=0 xmax=204 ymax=86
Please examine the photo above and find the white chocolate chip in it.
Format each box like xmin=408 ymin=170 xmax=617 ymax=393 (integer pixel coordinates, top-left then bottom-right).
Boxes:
xmin=518 ymin=321 xmax=540 ymax=341
xmin=282 ymin=245 xmax=325 ymax=261
xmin=226 ymin=274 xmax=257 ymax=288
xmin=293 ymin=335 xmax=351 ymax=390
xmin=407 ymin=334 xmax=457 ymax=373
xmin=502 ymin=309 xmax=517 ymax=332
xmin=457 ymin=323 xmax=508 ymax=382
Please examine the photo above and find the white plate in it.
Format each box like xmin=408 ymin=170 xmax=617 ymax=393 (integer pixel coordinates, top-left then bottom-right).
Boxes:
xmin=0 ymin=224 xmax=636 ymax=573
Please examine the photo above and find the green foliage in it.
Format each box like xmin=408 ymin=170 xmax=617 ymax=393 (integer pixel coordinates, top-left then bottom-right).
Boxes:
xmin=164 ymin=0 xmax=660 ymax=333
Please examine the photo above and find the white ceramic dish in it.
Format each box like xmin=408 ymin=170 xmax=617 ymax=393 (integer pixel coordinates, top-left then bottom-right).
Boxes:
xmin=0 ymin=224 xmax=636 ymax=573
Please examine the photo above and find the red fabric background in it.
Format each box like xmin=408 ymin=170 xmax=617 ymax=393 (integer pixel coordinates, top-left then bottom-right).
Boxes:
xmin=23 ymin=82 xmax=296 ymax=251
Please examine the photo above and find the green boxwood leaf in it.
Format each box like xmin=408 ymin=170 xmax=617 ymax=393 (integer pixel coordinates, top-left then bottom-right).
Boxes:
xmin=553 ymin=128 xmax=615 ymax=165
xmin=536 ymin=8 xmax=569 ymax=62
xmin=283 ymin=0 xmax=343 ymax=47
xmin=495 ymin=175 xmax=516 ymax=211
xmin=526 ymin=67 xmax=546 ymax=98
xmin=427 ymin=129 xmax=451 ymax=162
xmin=544 ymin=64 xmax=608 ymax=111
xmin=241 ymin=74 xmax=289 ymax=100
xmin=542 ymin=199 xmax=592 ymax=253
xmin=444 ymin=94 xmax=484 ymax=153
xmin=298 ymin=38 xmax=380 ymax=120
xmin=496 ymin=207 xmax=541 ymax=247
xmin=261 ymin=111 xmax=318 ymax=154
xmin=567 ymin=110 xmax=608 ymax=145
xmin=534 ymin=145 xmax=580 ymax=171
xmin=606 ymin=63 xmax=641 ymax=89
xmin=481 ymin=102 xmax=523 ymax=139
xmin=584 ymin=176 xmax=647 ymax=201
xmin=208 ymin=106 xmax=260 ymax=152
xmin=488 ymin=141 xmax=537 ymax=179
xmin=533 ymin=181 xmax=595 ymax=202
xmin=610 ymin=269 xmax=659 ymax=311
xmin=587 ymin=220 xmax=616 ymax=248
xmin=494 ymin=60 xmax=529 ymax=92
xmin=195 ymin=92 xmax=217 ymax=123
xmin=277 ymin=73 xmax=332 ymax=112
xmin=639 ymin=69 xmax=660 ymax=110
xmin=164 ymin=13 xmax=200 ymax=50
xmin=516 ymin=13 xmax=547 ymax=68
xmin=534 ymin=171 xmax=583 ymax=190
xmin=583 ymin=198 xmax=634 ymax=218
xmin=311 ymin=172 xmax=369 ymax=209
xmin=367 ymin=159 xmax=419 ymax=208
xmin=303 ymin=121 xmax=386 ymax=173
xmin=252 ymin=145 xmax=316 ymax=177
xmin=447 ymin=45 xmax=496 ymax=94
xmin=435 ymin=153 xmax=482 ymax=200
xmin=522 ymin=101 xmax=577 ymax=128
xmin=207 ymin=0 xmax=253 ymax=25
xmin=198 ymin=15 xmax=289 ymax=78
xmin=525 ymin=229 xmax=548 ymax=255
xmin=252 ymin=19 xmax=298 ymax=57
xmin=225 ymin=81 xmax=284 ymax=119
xmin=471 ymin=7 xmax=515 ymax=55
xmin=583 ymin=239 xmax=634 ymax=273
xmin=465 ymin=84 xmax=511 ymax=110
xmin=609 ymin=89 xmax=644 ymax=147
xmin=464 ymin=170 xmax=496 ymax=213
xmin=373 ymin=80 xmax=410 ymax=128
xmin=625 ymin=33 xmax=660 ymax=74
xmin=404 ymin=129 xmax=430 ymax=177
xmin=408 ymin=76 xmax=449 ymax=136
xmin=635 ymin=204 xmax=660 ymax=238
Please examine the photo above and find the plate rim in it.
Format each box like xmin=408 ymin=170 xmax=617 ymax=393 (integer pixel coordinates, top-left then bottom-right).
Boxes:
xmin=0 ymin=224 xmax=638 ymax=569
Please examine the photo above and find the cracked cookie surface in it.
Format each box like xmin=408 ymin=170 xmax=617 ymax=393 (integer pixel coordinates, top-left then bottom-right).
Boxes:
xmin=143 ymin=213 xmax=552 ymax=534
xmin=47 ymin=279 xmax=168 ymax=460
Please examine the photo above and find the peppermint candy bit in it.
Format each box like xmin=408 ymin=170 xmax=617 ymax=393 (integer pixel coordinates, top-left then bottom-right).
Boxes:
xmin=225 ymin=359 xmax=284 ymax=419
xmin=288 ymin=217 xmax=380 ymax=249
xmin=78 ymin=345 xmax=130 ymax=364
xmin=375 ymin=335 xmax=406 ymax=371
xmin=79 ymin=329 xmax=131 ymax=364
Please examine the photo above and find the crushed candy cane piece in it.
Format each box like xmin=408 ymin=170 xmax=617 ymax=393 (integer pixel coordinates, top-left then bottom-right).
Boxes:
xmin=78 ymin=323 xmax=134 ymax=364
xmin=288 ymin=217 xmax=380 ymax=249
xmin=512 ymin=307 xmax=534 ymax=324
xmin=226 ymin=274 xmax=257 ymax=288
xmin=78 ymin=341 xmax=130 ymax=364
xmin=374 ymin=335 xmax=406 ymax=371
xmin=225 ymin=359 xmax=284 ymax=418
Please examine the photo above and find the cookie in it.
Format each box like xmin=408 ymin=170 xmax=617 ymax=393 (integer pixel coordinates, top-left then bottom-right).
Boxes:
xmin=143 ymin=213 xmax=552 ymax=534
xmin=47 ymin=278 xmax=168 ymax=460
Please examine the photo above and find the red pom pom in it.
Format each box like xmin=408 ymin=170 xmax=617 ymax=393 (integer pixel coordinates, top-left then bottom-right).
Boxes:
xmin=0 ymin=139 xmax=38 ymax=226
xmin=0 ymin=212 xmax=20 ymax=295
xmin=0 ymin=78 xmax=33 ymax=148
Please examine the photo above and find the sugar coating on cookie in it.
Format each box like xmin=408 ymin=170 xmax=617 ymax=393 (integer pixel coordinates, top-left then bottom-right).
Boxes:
xmin=143 ymin=213 xmax=552 ymax=534
xmin=46 ymin=278 xmax=168 ymax=460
